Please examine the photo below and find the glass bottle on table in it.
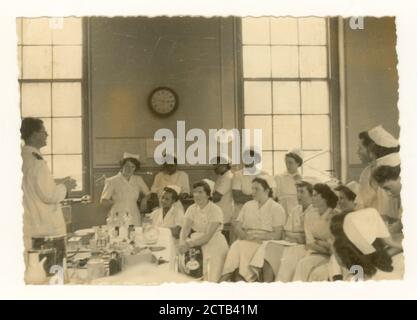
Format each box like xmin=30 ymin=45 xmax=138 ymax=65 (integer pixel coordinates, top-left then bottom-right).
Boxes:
xmin=142 ymin=214 xmax=159 ymax=245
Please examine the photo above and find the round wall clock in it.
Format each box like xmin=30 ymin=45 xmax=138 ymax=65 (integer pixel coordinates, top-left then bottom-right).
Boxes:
xmin=148 ymin=87 xmax=179 ymax=117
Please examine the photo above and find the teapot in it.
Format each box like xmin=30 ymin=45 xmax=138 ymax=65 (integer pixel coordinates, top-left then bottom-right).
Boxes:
xmin=25 ymin=251 xmax=47 ymax=285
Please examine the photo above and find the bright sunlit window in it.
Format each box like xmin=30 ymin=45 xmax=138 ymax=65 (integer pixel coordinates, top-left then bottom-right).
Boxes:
xmin=242 ymin=17 xmax=333 ymax=180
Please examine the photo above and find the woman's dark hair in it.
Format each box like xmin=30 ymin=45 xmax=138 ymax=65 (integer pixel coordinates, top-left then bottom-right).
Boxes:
xmin=359 ymin=131 xmax=400 ymax=159
xmin=372 ymin=165 xmax=401 ymax=184
xmin=285 ymin=152 xmax=303 ymax=167
xmin=335 ymin=185 xmax=357 ymax=202
xmin=252 ymin=177 xmax=273 ymax=198
xmin=212 ymin=156 xmax=231 ymax=170
xmin=163 ymin=186 xmax=179 ymax=202
xmin=193 ymin=181 xmax=212 ymax=198
xmin=119 ymin=157 xmax=141 ymax=172
xmin=20 ymin=117 xmax=44 ymax=142
xmin=296 ymin=181 xmax=314 ymax=196
xmin=330 ymin=212 xmax=393 ymax=277
xmin=313 ymin=183 xmax=339 ymax=209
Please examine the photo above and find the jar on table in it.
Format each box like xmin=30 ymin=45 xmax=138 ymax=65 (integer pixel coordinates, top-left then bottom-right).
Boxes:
xmin=86 ymin=251 xmax=106 ymax=280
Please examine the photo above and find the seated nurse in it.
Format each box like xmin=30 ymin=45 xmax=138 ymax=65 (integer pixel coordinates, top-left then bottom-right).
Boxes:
xmin=329 ymin=208 xmax=403 ymax=281
xmin=260 ymin=178 xmax=319 ymax=282
xmin=220 ymin=176 xmax=286 ymax=282
xmin=293 ymin=183 xmax=339 ymax=282
xmin=100 ymin=152 xmax=150 ymax=225
xmin=334 ymin=181 xmax=360 ymax=213
xmin=179 ymin=179 xmax=229 ymax=282
xmin=149 ymin=185 xmax=184 ymax=239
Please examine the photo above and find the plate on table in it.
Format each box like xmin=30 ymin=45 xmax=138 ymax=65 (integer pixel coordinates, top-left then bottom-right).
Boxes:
xmin=74 ymin=228 xmax=95 ymax=236
xmin=149 ymin=246 xmax=165 ymax=252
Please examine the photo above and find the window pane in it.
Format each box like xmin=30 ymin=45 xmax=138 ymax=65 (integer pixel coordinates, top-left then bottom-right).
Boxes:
xmin=273 ymin=81 xmax=300 ymax=114
xmin=22 ymin=46 xmax=52 ymax=79
xmin=242 ymin=17 xmax=270 ymax=45
xmin=17 ymin=18 xmax=22 ymax=45
xmin=21 ymin=83 xmax=51 ymax=117
xmin=52 ymin=118 xmax=82 ymax=154
xmin=244 ymin=115 xmax=272 ymax=150
xmin=302 ymin=150 xmax=332 ymax=181
xmin=43 ymin=155 xmax=52 ymax=172
xmin=273 ymin=151 xmax=287 ymax=175
xmin=271 ymin=46 xmax=299 ymax=78
xmin=299 ymin=46 xmax=327 ymax=78
xmin=302 ymin=115 xmax=330 ymax=150
xmin=53 ymin=155 xmax=82 ymax=191
xmin=243 ymin=46 xmax=271 ymax=78
xmin=261 ymin=151 xmax=273 ymax=175
xmin=39 ymin=117 xmax=52 ymax=155
xmin=244 ymin=81 xmax=271 ymax=114
xmin=52 ymin=82 xmax=82 ymax=117
xmin=53 ymin=46 xmax=82 ymax=79
xmin=270 ymin=17 xmax=298 ymax=45
xmin=301 ymin=81 xmax=329 ymax=114
xmin=273 ymin=115 xmax=301 ymax=150
xmin=52 ymin=17 xmax=82 ymax=45
xmin=22 ymin=18 xmax=52 ymax=45
xmin=298 ymin=17 xmax=327 ymax=45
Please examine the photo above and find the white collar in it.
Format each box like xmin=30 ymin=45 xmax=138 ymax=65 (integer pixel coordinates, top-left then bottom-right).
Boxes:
xmin=196 ymin=201 xmax=211 ymax=213
xmin=256 ymin=197 xmax=272 ymax=210
xmin=22 ymin=145 xmax=41 ymax=154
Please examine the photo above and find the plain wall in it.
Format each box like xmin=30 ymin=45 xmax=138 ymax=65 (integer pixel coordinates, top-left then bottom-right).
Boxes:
xmin=71 ymin=17 xmax=239 ymax=229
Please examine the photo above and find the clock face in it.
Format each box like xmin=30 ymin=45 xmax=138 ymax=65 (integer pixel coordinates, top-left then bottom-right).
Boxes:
xmin=148 ymin=87 xmax=178 ymax=117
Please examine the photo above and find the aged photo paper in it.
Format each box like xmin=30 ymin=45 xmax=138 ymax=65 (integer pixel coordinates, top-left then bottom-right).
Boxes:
xmin=1 ymin=0 xmax=417 ymax=300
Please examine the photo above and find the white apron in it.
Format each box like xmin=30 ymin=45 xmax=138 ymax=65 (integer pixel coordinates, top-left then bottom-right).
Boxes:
xmin=101 ymin=173 xmax=145 ymax=225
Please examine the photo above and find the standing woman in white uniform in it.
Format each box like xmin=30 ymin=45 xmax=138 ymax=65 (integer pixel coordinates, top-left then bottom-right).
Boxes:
xmin=275 ymin=149 xmax=303 ymax=216
xmin=100 ymin=153 xmax=150 ymax=225
xmin=179 ymin=180 xmax=229 ymax=282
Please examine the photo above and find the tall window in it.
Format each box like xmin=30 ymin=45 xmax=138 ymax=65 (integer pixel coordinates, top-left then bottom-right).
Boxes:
xmin=17 ymin=17 xmax=85 ymax=193
xmin=241 ymin=17 xmax=333 ymax=180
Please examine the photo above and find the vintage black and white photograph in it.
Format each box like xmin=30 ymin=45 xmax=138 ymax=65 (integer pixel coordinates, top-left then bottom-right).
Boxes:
xmin=17 ymin=15 xmax=404 ymax=286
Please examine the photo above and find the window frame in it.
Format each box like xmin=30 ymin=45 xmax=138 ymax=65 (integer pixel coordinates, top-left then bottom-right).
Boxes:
xmin=235 ymin=17 xmax=341 ymax=178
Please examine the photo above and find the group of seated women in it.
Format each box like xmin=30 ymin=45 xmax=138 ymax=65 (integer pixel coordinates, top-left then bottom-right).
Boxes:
xmin=100 ymin=127 xmax=404 ymax=282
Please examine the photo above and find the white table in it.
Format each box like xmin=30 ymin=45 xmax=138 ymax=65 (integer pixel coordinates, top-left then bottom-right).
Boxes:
xmin=69 ymin=227 xmax=194 ymax=285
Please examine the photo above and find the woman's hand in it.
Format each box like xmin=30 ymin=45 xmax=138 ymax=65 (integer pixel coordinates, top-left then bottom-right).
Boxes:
xmin=178 ymin=242 xmax=190 ymax=254
xmin=245 ymin=230 xmax=265 ymax=243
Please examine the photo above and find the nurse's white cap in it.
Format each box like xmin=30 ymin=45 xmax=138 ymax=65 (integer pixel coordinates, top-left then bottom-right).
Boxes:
xmin=209 ymin=154 xmax=231 ymax=165
xmin=257 ymin=175 xmax=277 ymax=190
xmin=376 ymin=152 xmax=401 ymax=167
xmin=160 ymin=151 xmax=177 ymax=164
xmin=368 ymin=125 xmax=399 ymax=148
xmin=288 ymin=148 xmax=304 ymax=160
xmin=165 ymin=185 xmax=181 ymax=196
xmin=345 ymin=181 xmax=360 ymax=196
xmin=123 ymin=152 xmax=140 ymax=160
xmin=297 ymin=176 xmax=321 ymax=187
xmin=343 ymin=208 xmax=390 ymax=255
xmin=202 ymin=179 xmax=215 ymax=196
